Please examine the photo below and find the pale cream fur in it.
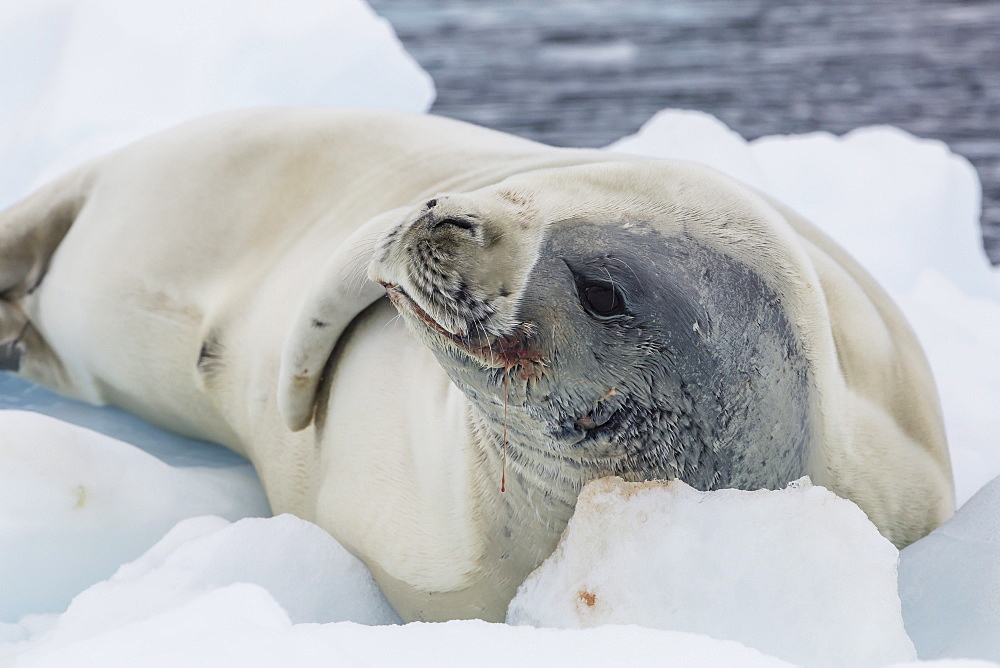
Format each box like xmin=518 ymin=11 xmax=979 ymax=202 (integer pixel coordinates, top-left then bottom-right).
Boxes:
xmin=0 ymin=108 xmax=953 ymax=622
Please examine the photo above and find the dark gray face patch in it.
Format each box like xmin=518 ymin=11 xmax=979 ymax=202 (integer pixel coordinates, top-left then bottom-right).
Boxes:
xmin=427 ymin=219 xmax=813 ymax=494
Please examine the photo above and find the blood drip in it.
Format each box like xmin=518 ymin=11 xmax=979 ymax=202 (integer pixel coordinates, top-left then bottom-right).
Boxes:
xmin=501 ymin=371 xmax=508 ymax=493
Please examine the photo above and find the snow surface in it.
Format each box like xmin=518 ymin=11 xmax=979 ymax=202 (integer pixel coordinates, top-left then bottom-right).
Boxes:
xmin=11 ymin=604 xmax=797 ymax=668
xmin=3 ymin=0 xmax=1000 ymax=665
xmin=0 ymin=411 xmax=269 ymax=622
xmin=4 ymin=514 xmax=401 ymax=656
xmin=899 ymin=474 xmax=1000 ymax=662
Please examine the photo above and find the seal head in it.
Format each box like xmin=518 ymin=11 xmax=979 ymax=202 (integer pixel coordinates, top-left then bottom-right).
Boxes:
xmin=370 ymin=162 xmax=815 ymax=511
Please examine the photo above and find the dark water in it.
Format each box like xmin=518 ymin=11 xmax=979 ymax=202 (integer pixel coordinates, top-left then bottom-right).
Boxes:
xmin=370 ymin=0 xmax=1000 ymax=264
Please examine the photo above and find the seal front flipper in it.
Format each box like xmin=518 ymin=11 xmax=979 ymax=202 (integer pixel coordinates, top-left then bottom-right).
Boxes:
xmin=278 ymin=205 xmax=411 ymax=431
xmin=0 ymin=165 xmax=95 ymax=391
xmin=0 ymin=301 xmax=28 ymax=371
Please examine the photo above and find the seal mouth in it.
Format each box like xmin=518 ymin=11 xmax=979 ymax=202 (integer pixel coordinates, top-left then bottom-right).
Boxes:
xmin=380 ymin=281 xmax=545 ymax=374
xmin=382 ymin=281 xmax=481 ymax=342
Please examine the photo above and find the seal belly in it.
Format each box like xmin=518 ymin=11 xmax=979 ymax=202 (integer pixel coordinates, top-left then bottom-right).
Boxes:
xmin=307 ymin=299 xmax=505 ymax=616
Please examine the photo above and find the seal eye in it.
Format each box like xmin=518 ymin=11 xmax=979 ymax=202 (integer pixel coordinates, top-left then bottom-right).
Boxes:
xmin=581 ymin=283 xmax=626 ymax=318
xmin=434 ymin=217 xmax=474 ymax=231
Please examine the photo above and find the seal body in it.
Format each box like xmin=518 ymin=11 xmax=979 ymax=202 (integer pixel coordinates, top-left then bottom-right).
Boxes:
xmin=0 ymin=108 xmax=954 ymax=622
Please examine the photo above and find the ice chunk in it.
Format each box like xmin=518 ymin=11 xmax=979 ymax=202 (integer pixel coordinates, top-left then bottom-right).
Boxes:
xmin=20 ymin=514 xmax=399 ymax=653
xmin=899 ymin=474 xmax=1000 ymax=661
xmin=508 ymin=477 xmax=915 ymax=666
xmin=606 ymin=108 xmax=770 ymax=190
xmin=0 ymin=411 xmax=269 ymax=621
xmin=12 ymin=583 xmax=308 ymax=668
xmin=752 ymin=127 xmax=993 ymax=301
xmin=900 ymin=274 xmax=1000 ymax=505
xmin=0 ymin=0 xmax=435 ymax=210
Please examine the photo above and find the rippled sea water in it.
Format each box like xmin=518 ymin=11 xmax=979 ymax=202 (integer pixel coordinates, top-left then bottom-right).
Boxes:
xmin=370 ymin=0 xmax=1000 ymax=264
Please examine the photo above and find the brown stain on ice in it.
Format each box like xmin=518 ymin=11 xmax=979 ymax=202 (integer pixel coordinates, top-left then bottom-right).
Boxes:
xmin=74 ymin=484 xmax=87 ymax=508
xmin=578 ymin=476 xmax=674 ymax=506
xmin=577 ymin=590 xmax=597 ymax=608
